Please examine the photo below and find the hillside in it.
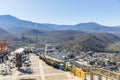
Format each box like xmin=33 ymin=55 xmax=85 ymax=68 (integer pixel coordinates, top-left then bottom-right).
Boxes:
xmin=0 ymin=15 xmax=50 ymax=33
xmin=47 ymin=30 xmax=86 ymax=42
xmin=13 ymin=29 xmax=120 ymax=52
xmin=0 ymin=27 xmax=119 ymax=52
xmin=0 ymin=15 xmax=120 ymax=52
xmin=106 ymin=42 xmax=120 ymax=52
xmin=53 ymin=32 xmax=120 ymax=52
xmin=21 ymin=29 xmax=47 ymax=37
xmin=0 ymin=15 xmax=120 ymax=33
xmin=0 ymin=27 xmax=10 ymax=39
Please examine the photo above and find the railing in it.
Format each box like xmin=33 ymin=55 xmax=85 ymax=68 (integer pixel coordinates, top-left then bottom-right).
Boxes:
xmin=80 ymin=68 xmax=120 ymax=80
xmin=75 ymin=68 xmax=86 ymax=80
xmin=39 ymin=54 xmax=120 ymax=80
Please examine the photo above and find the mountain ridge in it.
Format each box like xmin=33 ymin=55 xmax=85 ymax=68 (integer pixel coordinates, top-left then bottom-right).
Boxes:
xmin=0 ymin=15 xmax=120 ymax=52
xmin=0 ymin=15 xmax=120 ymax=33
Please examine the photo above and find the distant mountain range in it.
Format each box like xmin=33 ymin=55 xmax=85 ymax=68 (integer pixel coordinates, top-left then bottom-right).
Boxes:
xmin=0 ymin=15 xmax=120 ymax=52
xmin=0 ymin=15 xmax=120 ymax=33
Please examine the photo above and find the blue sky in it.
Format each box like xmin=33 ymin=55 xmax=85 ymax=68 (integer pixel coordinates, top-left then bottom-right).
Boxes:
xmin=0 ymin=0 xmax=120 ymax=26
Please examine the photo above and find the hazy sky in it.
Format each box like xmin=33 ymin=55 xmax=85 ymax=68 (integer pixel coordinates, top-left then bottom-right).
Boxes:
xmin=0 ymin=0 xmax=120 ymax=26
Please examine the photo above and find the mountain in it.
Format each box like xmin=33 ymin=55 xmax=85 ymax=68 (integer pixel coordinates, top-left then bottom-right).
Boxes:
xmin=1 ymin=28 xmax=119 ymax=52
xmin=106 ymin=42 xmax=120 ymax=52
xmin=0 ymin=15 xmax=120 ymax=33
xmin=17 ymin=29 xmax=120 ymax=52
xmin=0 ymin=27 xmax=9 ymax=34
xmin=0 ymin=15 xmax=120 ymax=52
xmin=0 ymin=15 xmax=50 ymax=33
xmin=46 ymin=30 xmax=86 ymax=42
xmin=74 ymin=23 xmax=120 ymax=33
xmin=57 ymin=32 xmax=120 ymax=52
xmin=0 ymin=27 xmax=10 ymax=39
xmin=21 ymin=29 xmax=47 ymax=37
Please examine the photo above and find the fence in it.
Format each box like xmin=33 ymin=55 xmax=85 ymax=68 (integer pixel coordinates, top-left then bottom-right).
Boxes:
xmin=39 ymin=55 xmax=120 ymax=80
xmin=80 ymin=68 xmax=120 ymax=80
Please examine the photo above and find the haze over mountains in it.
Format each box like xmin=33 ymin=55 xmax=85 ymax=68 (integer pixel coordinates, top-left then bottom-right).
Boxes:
xmin=0 ymin=15 xmax=120 ymax=34
xmin=0 ymin=15 xmax=120 ymax=52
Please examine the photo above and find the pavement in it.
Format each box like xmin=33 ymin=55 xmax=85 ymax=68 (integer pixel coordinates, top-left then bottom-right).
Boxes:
xmin=0 ymin=54 xmax=81 ymax=80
